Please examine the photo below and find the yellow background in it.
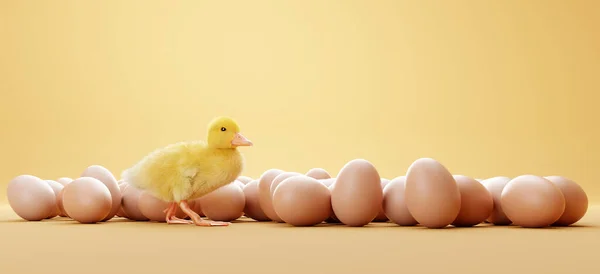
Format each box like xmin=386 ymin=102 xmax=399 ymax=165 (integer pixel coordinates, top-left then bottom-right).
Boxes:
xmin=1 ymin=1 xmax=599 ymax=203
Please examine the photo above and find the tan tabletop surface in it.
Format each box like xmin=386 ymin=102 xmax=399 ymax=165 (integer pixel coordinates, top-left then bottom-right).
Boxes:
xmin=0 ymin=204 xmax=598 ymax=274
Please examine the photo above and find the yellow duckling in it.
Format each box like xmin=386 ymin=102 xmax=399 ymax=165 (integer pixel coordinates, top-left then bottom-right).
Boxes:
xmin=121 ymin=116 xmax=253 ymax=226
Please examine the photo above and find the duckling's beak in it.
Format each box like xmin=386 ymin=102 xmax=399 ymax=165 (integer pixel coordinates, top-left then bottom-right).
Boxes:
xmin=231 ymin=133 xmax=253 ymax=147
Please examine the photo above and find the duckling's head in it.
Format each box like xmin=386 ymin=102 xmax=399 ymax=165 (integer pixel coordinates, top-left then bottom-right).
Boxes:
xmin=207 ymin=116 xmax=253 ymax=149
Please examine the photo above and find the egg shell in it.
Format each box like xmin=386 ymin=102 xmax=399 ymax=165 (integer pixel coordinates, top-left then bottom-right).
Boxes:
xmin=237 ymin=176 xmax=253 ymax=184
xmin=323 ymin=180 xmax=341 ymax=223
xmin=383 ymin=176 xmax=418 ymax=226
xmin=243 ymin=180 xmax=270 ymax=221
xmin=258 ymin=169 xmax=284 ymax=221
xmin=188 ymin=198 xmax=206 ymax=217
xmin=306 ymin=168 xmax=331 ymax=180
xmin=544 ymin=176 xmax=588 ymax=226
xmin=56 ymin=188 xmax=69 ymax=217
xmin=45 ymin=180 xmax=64 ymax=219
xmin=405 ymin=158 xmax=461 ymax=228
xmin=481 ymin=176 xmax=512 ymax=225
xmin=269 ymin=172 xmax=303 ymax=198
xmin=451 ymin=175 xmax=493 ymax=227
xmin=273 ymin=176 xmax=332 ymax=226
xmin=62 ymin=177 xmax=112 ymax=224
xmin=200 ymin=182 xmax=245 ymax=222
xmin=7 ymin=175 xmax=57 ymax=221
xmin=373 ymin=178 xmax=390 ymax=222
xmin=81 ymin=165 xmax=122 ymax=221
xmin=137 ymin=191 xmax=190 ymax=222
xmin=57 ymin=177 xmax=73 ymax=186
xmin=234 ymin=180 xmax=245 ymax=190
xmin=115 ymin=182 xmax=128 ymax=218
xmin=331 ymin=159 xmax=383 ymax=227
xmin=501 ymin=175 xmax=566 ymax=228
xmin=121 ymin=184 xmax=149 ymax=221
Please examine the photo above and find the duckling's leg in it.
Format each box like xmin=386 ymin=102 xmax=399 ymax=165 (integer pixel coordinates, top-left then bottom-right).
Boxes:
xmin=164 ymin=202 xmax=192 ymax=224
xmin=178 ymin=200 xmax=230 ymax=226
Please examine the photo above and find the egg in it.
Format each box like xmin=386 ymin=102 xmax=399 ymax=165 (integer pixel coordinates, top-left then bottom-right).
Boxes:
xmin=382 ymin=176 xmax=418 ymax=226
xmin=62 ymin=177 xmax=112 ymax=224
xmin=56 ymin=188 xmax=69 ymax=218
xmin=237 ymin=176 xmax=253 ymax=185
xmin=233 ymin=180 xmax=245 ymax=190
xmin=405 ymin=158 xmax=461 ymax=228
xmin=137 ymin=191 xmax=189 ymax=222
xmin=242 ymin=180 xmax=270 ymax=221
xmin=451 ymin=175 xmax=493 ymax=227
xmin=81 ymin=165 xmax=122 ymax=221
xmin=7 ymin=175 xmax=57 ymax=221
xmin=318 ymin=178 xmax=336 ymax=187
xmin=501 ymin=175 xmax=566 ymax=228
xmin=116 ymin=182 xmax=128 ymax=218
xmin=189 ymin=198 xmax=206 ymax=217
xmin=121 ymin=184 xmax=149 ymax=221
xmin=331 ymin=159 xmax=383 ymax=227
xmin=481 ymin=176 xmax=512 ymax=225
xmin=306 ymin=168 xmax=331 ymax=180
xmin=258 ymin=169 xmax=284 ymax=221
xmin=199 ymin=182 xmax=245 ymax=222
xmin=57 ymin=177 xmax=73 ymax=186
xmin=45 ymin=180 xmax=64 ymax=219
xmin=270 ymin=172 xmax=303 ymax=198
xmin=273 ymin=176 xmax=332 ymax=226
xmin=373 ymin=178 xmax=390 ymax=222
xmin=320 ymin=179 xmax=340 ymax=223
xmin=544 ymin=176 xmax=588 ymax=226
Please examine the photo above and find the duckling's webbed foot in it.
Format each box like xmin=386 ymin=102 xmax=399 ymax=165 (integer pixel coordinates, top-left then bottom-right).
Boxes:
xmin=165 ymin=202 xmax=192 ymax=224
xmin=178 ymin=200 xmax=230 ymax=227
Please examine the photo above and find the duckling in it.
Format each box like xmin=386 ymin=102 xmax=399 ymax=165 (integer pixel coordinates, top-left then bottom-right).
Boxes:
xmin=121 ymin=116 xmax=253 ymax=226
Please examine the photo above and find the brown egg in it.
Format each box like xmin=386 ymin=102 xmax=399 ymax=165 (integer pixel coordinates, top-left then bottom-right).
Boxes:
xmin=56 ymin=188 xmax=69 ymax=217
xmin=306 ymin=168 xmax=331 ymax=180
xmin=373 ymin=178 xmax=391 ymax=222
xmin=270 ymin=172 xmax=303 ymax=198
xmin=81 ymin=165 xmax=122 ymax=221
xmin=121 ymin=184 xmax=149 ymax=221
xmin=115 ymin=182 xmax=128 ymax=218
xmin=7 ymin=175 xmax=57 ymax=221
xmin=544 ymin=176 xmax=588 ymax=226
xmin=318 ymin=178 xmax=335 ymax=187
xmin=481 ymin=176 xmax=512 ymax=225
xmin=243 ymin=180 xmax=270 ymax=221
xmin=200 ymin=183 xmax=246 ymax=222
xmin=234 ymin=180 xmax=245 ymax=190
xmin=258 ymin=169 xmax=284 ymax=221
xmin=405 ymin=158 xmax=461 ymax=228
xmin=62 ymin=177 xmax=112 ymax=224
xmin=322 ymin=179 xmax=340 ymax=223
xmin=57 ymin=177 xmax=73 ymax=186
xmin=331 ymin=159 xmax=383 ymax=227
xmin=268 ymin=171 xmax=303 ymax=222
xmin=501 ymin=175 xmax=566 ymax=228
xmin=237 ymin=176 xmax=253 ymax=185
xmin=273 ymin=176 xmax=332 ymax=226
xmin=383 ymin=176 xmax=418 ymax=226
xmin=45 ymin=180 xmax=64 ymax=219
xmin=452 ymin=175 xmax=493 ymax=227
xmin=189 ymin=198 xmax=206 ymax=217
xmin=137 ymin=191 xmax=188 ymax=222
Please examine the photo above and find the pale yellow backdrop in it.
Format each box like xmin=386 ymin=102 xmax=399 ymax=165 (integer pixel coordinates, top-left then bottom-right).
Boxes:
xmin=1 ymin=1 xmax=598 ymax=203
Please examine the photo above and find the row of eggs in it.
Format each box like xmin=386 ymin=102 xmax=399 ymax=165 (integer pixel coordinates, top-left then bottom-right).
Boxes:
xmin=6 ymin=158 xmax=589 ymax=228
xmin=255 ymin=158 xmax=588 ymax=228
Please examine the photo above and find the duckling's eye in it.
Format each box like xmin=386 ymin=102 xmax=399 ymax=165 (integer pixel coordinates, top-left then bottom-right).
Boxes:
xmin=221 ymin=127 xmax=227 ymax=132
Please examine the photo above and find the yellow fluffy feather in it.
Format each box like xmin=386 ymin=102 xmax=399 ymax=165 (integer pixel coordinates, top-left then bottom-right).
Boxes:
xmin=120 ymin=116 xmax=253 ymax=226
